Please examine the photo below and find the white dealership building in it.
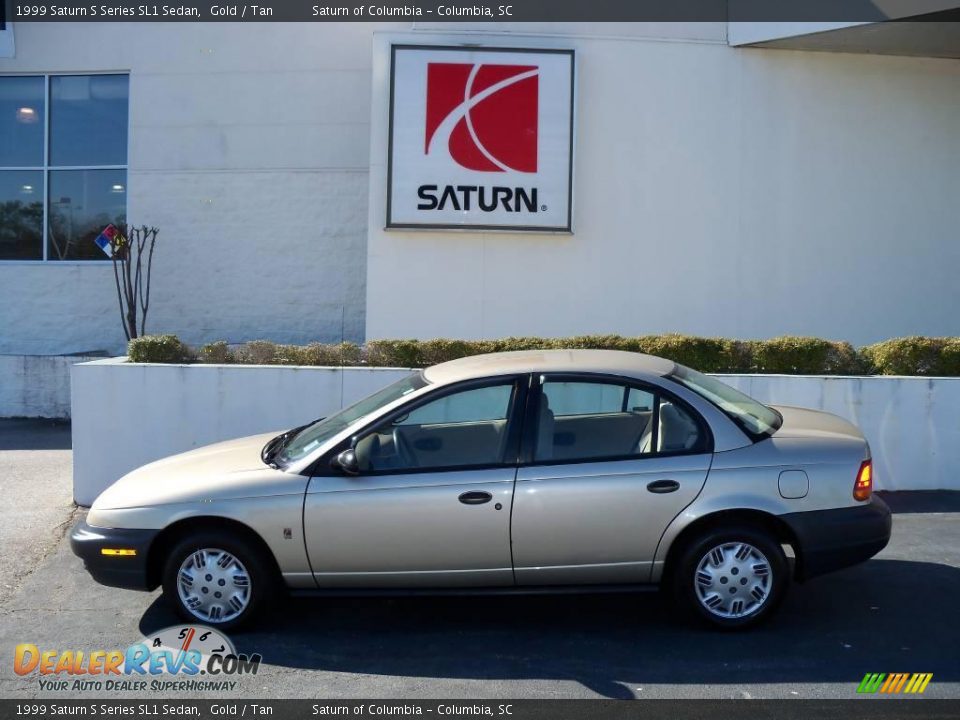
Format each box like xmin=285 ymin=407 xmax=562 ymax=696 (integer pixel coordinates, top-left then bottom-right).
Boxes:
xmin=0 ymin=18 xmax=959 ymax=410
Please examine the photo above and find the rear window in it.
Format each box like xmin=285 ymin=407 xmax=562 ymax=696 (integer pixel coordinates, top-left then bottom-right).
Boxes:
xmin=667 ymin=365 xmax=781 ymax=441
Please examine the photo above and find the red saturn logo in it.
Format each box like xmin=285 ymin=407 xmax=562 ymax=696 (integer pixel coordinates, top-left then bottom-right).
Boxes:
xmin=424 ymin=63 xmax=538 ymax=173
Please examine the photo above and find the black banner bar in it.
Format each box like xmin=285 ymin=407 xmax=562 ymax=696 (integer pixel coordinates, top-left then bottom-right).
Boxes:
xmin=2 ymin=700 xmax=959 ymax=720
xmin=5 ymin=0 xmax=960 ymax=23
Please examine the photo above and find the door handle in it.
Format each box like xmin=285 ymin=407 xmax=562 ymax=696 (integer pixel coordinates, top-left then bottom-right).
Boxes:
xmin=458 ymin=491 xmax=493 ymax=505
xmin=646 ymin=479 xmax=680 ymax=494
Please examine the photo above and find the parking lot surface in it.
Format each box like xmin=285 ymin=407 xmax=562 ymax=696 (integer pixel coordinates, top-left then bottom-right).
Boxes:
xmin=0 ymin=419 xmax=75 ymax=608
xmin=1 ymin=420 xmax=958 ymax=700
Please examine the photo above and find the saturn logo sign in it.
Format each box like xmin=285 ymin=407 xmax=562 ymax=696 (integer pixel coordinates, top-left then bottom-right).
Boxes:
xmin=424 ymin=63 xmax=539 ymax=173
xmin=387 ymin=45 xmax=574 ymax=231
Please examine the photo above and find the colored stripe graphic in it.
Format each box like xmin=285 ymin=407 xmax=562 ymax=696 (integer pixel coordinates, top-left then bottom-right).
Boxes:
xmin=880 ymin=673 xmax=909 ymax=693
xmin=904 ymin=673 xmax=933 ymax=694
xmin=857 ymin=673 xmax=886 ymax=693
xmin=857 ymin=672 xmax=932 ymax=694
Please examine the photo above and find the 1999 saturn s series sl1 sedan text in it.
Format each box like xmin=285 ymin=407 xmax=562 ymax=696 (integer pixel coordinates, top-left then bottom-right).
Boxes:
xmin=71 ymin=350 xmax=892 ymax=630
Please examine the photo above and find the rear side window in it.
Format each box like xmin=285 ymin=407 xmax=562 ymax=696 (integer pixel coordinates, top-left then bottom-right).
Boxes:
xmin=668 ymin=364 xmax=781 ymax=441
xmin=535 ymin=380 xmax=705 ymax=463
xmin=541 ymin=381 xmax=628 ymax=416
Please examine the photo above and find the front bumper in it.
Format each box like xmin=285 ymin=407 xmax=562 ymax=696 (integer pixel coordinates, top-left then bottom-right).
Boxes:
xmin=70 ymin=519 xmax=160 ymax=591
xmin=781 ymin=495 xmax=892 ymax=581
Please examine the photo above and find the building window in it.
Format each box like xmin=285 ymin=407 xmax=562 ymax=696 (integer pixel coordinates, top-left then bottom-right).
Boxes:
xmin=0 ymin=14 xmax=13 ymax=59
xmin=0 ymin=74 xmax=128 ymax=261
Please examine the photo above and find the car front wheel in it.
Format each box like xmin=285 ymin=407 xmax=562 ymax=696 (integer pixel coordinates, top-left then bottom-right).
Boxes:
xmin=673 ymin=526 xmax=788 ymax=629
xmin=162 ymin=531 xmax=272 ymax=630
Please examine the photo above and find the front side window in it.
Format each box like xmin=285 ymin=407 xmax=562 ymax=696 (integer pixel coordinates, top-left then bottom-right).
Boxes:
xmin=535 ymin=379 xmax=704 ymax=462
xmin=355 ymin=383 xmax=516 ymax=473
xmin=0 ymin=74 xmax=128 ymax=261
xmin=278 ymin=373 xmax=428 ymax=464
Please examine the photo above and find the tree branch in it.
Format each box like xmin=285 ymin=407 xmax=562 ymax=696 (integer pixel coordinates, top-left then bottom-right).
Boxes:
xmin=108 ymin=223 xmax=159 ymax=341
xmin=111 ymin=251 xmax=129 ymax=342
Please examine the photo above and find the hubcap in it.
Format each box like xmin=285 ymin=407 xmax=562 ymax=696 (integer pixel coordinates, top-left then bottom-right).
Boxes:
xmin=177 ymin=548 xmax=251 ymax=623
xmin=694 ymin=542 xmax=772 ymax=619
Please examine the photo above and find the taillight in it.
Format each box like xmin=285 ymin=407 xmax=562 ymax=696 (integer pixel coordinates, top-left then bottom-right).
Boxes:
xmin=854 ymin=460 xmax=873 ymax=501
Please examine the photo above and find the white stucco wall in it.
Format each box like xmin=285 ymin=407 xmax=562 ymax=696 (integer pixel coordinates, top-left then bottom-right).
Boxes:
xmin=366 ymin=30 xmax=960 ymax=344
xmin=721 ymin=374 xmax=960 ymax=498
xmin=0 ymin=354 xmax=100 ymax=418
xmin=72 ymin=359 xmax=959 ymax=505
xmin=3 ymin=22 xmax=959 ymax=356
xmin=727 ymin=23 xmax=872 ymax=46
xmin=71 ymin=359 xmax=413 ymax=505
xmin=0 ymin=22 xmax=407 ymax=356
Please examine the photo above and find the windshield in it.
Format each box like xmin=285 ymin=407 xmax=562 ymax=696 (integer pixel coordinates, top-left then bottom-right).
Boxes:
xmin=668 ymin=365 xmax=782 ymax=440
xmin=274 ymin=372 xmax=428 ymax=465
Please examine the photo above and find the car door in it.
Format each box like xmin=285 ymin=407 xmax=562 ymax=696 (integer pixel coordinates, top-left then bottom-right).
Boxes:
xmin=511 ymin=374 xmax=712 ymax=585
xmin=303 ymin=376 xmax=526 ymax=588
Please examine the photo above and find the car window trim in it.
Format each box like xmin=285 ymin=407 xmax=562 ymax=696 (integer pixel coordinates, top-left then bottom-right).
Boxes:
xmin=277 ymin=371 xmax=430 ymax=469
xmin=310 ymin=374 xmax=529 ymax=477
xmin=663 ymin=369 xmax=782 ymax=443
xmin=520 ymin=372 xmax=714 ymax=468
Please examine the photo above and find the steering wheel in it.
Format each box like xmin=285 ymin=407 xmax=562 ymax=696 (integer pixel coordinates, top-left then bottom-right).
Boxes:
xmin=392 ymin=427 xmax=418 ymax=468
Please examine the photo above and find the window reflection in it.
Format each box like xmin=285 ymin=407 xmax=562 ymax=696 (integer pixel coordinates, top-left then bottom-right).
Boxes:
xmin=0 ymin=73 xmax=128 ymax=261
xmin=0 ymin=170 xmax=43 ymax=260
xmin=0 ymin=76 xmax=44 ymax=166
xmin=47 ymin=169 xmax=126 ymax=261
xmin=50 ymin=75 xmax=129 ymax=167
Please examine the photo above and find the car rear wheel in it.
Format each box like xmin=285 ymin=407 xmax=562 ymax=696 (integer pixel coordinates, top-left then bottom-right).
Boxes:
xmin=672 ymin=525 xmax=788 ymax=629
xmin=162 ymin=531 xmax=272 ymax=630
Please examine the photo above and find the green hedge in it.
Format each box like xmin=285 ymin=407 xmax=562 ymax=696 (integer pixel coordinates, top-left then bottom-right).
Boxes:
xmin=125 ymin=334 xmax=960 ymax=376
xmin=859 ymin=336 xmax=960 ymax=376
xmin=127 ymin=334 xmax=192 ymax=364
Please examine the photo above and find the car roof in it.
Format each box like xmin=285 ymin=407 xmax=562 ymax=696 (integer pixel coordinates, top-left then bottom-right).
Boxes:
xmin=422 ymin=349 xmax=677 ymax=385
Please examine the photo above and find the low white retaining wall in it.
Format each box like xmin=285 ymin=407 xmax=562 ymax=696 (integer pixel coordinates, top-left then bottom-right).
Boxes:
xmin=71 ymin=359 xmax=412 ymax=505
xmin=0 ymin=354 xmax=102 ymax=418
xmin=719 ymin=374 xmax=959 ymax=497
xmin=71 ymin=358 xmax=959 ymax=505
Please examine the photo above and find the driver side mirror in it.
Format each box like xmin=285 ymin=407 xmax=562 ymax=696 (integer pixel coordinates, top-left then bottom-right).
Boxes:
xmin=333 ymin=448 xmax=360 ymax=476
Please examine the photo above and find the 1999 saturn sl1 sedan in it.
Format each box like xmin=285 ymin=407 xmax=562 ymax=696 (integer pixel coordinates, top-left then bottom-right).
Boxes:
xmin=71 ymin=350 xmax=891 ymax=630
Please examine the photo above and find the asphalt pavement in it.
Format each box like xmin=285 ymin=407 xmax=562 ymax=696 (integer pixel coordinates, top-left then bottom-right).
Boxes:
xmin=1 ymin=419 xmax=958 ymax=700
xmin=0 ymin=419 xmax=76 ymax=608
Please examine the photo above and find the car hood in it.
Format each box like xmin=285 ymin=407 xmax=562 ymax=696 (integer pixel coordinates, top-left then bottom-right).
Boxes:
xmin=92 ymin=431 xmax=308 ymax=510
xmin=771 ymin=405 xmax=866 ymax=443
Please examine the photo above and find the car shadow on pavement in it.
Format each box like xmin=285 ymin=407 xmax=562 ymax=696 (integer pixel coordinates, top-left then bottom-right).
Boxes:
xmin=139 ymin=558 xmax=960 ymax=699
xmin=878 ymin=490 xmax=960 ymax=514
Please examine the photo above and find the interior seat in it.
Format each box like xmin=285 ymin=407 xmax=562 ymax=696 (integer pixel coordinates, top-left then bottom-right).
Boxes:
xmin=659 ymin=403 xmax=699 ymax=451
xmin=639 ymin=402 xmax=700 ymax=453
xmin=536 ymin=395 xmax=555 ymax=460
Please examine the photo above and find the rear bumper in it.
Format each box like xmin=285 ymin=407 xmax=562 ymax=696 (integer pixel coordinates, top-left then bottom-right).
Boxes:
xmin=781 ymin=496 xmax=892 ymax=581
xmin=70 ymin=519 xmax=159 ymax=591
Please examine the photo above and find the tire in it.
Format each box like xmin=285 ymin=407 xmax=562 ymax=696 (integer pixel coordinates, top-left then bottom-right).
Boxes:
xmin=162 ymin=530 xmax=274 ymax=631
xmin=671 ymin=525 xmax=788 ymax=630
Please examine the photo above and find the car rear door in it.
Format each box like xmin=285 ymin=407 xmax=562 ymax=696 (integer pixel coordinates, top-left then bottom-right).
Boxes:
xmin=303 ymin=376 xmax=526 ymax=588
xmin=511 ymin=374 xmax=712 ymax=585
